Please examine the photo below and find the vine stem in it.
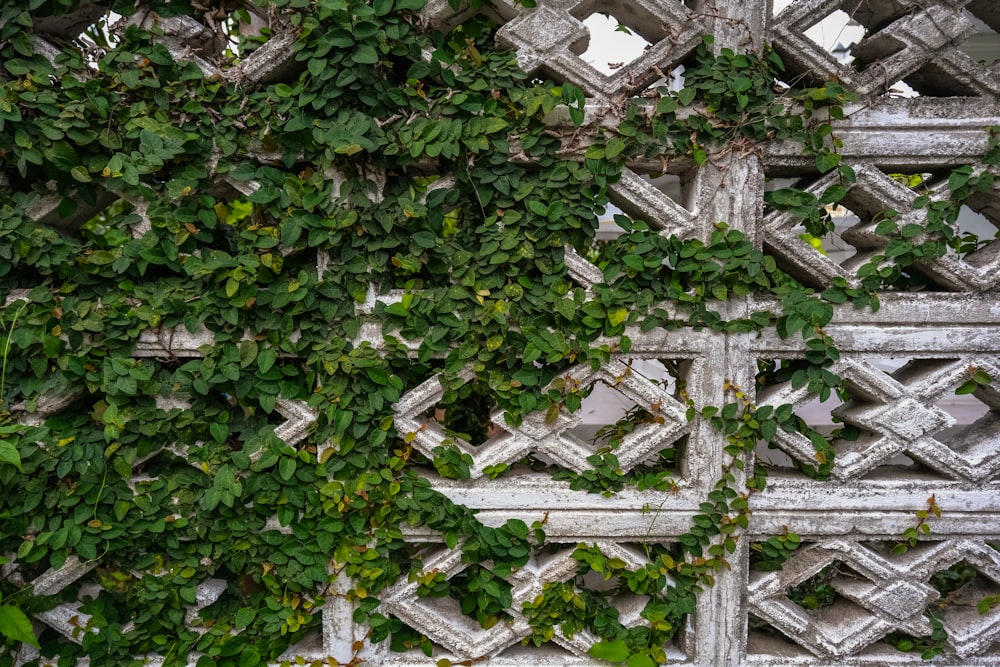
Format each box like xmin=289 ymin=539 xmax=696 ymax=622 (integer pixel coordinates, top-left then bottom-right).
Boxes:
xmin=0 ymin=298 xmax=29 ymax=411
xmin=93 ymin=467 xmax=109 ymax=523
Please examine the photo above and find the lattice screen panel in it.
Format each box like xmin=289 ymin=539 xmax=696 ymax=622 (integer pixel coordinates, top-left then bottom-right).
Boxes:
xmin=2 ymin=0 xmax=1000 ymax=666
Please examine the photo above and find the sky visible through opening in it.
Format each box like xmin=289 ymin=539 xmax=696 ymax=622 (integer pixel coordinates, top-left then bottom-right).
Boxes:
xmin=580 ymin=1 xmax=866 ymax=74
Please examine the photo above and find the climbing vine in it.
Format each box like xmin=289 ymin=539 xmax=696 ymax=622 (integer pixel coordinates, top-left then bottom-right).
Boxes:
xmin=0 ymin=1 xmax=997 ymax=665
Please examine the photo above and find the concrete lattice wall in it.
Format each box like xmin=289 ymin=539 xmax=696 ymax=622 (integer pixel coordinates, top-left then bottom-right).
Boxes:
xmin=5 ymin=0 xmax=1000 ymax=665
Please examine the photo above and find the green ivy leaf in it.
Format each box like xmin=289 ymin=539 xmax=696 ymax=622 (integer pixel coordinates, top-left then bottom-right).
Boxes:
xmin=955 ymin=380 xmax=978 ymax=395
xmin=352 ymin=44 xmax=379 ymax=64
xmin=0 ymin=605 xmax=40 ymax=648
xmin=588 ymin=639 xmax=630 ymax=662
xmin=760 ymin=419 xmax=777 ymax=442
xmin=70 ymin=165 xmax=92 ymax=182
xmin=257 ymin=348 xmax=276 ymax=374
xmin=0 ymin=440 xmax=22 ymax=471
xmin=279 ymin=457 xmax=297 ymax=481
xmin=412 ymin=231 xmax=437 ymax=249
xmin=239 ymin=647 xmax=262 ymax=667
xmin=815 ymin=152 xmax=841 ymax=173
xmin=819 ymin=184 xmax=846 ymax=204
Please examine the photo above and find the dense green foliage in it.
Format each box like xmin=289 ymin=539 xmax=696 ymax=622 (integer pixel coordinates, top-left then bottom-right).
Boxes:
xmin=0 ymin=0 xmax=997 ymax=665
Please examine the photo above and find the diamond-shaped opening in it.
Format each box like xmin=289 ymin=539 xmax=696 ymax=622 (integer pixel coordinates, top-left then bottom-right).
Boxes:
xmin=879 ymin=170 xmax=939 ymax=192
xmin=933 ymin=379 xmax=994 ymax=428
xmin=930 ymin=560 xmax=981 ymax=600
xmin=422 ymin=383 xmax=503 ymax=448
xmin=780 ymin=392 xmax=847 ymax=433
xmin=844 ymin=31 xmax=909 ymax=74
xmin=801 ymin=9 xmax=866 ymax=65
xmin=75 ymin=11 xmax=121 ymax=66
xmin=210 ymin=7 xmax=276 ymax=62
xmin=574 ymin=542 xmax=662 ymax=593
xmin=644 ymin=172 xmax=692 ymax=212
xmin=837 ymin=190 xmax=905 ymax=246
xmin=937 ymin=565 xmax=1000 ymax=611
xmin=573 ymin=542 xmax=688 ymax=649
xmin=924 ymin=560 xmax=1000 ymax=646
xmin=596 ymin=205 xmax=629 ymax=241
xmin=568 ymin=358 xmax=686 ymax=446
xmin=754 ymin=443 xmax=800 ymax=470
xmin=31 ymin=5 xmax=120 ymax=69
xmin=898 ymin=61 xmax=981 ymax=96
xmin=573 ymin=13 xmax=652 ymax=76
xmin=950 ymin=196 xmax=1000 ymax=261
xmin=931 ymin=377 xmax=1000 ymax=468
xmin=857 ymin=453 xmax=932 ymax=481
xmin=594 ymin=170 xmax=696 ymax=258
xmin=439 ymin=563 xmax=516 ymax=628
xmin=80 ymin=198 xmax=144 ymax=248
xmin=561 ymin=1 xmax=699 ymax=97
xmin=787 ymin=561 xmax=844 ymax=612
xmin=22 ymin=185 xmax=118 ymax=236
xmin=790 ymin=203 xmax=861 ymax=264
xmin=748 ymin=612 xmax=815 ymax=655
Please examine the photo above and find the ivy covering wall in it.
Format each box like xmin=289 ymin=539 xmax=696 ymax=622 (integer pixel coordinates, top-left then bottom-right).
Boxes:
xmin=1 ymin=0 xmax=999 ymax=665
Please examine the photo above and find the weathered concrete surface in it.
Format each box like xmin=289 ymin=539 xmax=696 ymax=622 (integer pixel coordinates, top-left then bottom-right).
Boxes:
xmin=7 ymin=0 xmax=1000 ymax=665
